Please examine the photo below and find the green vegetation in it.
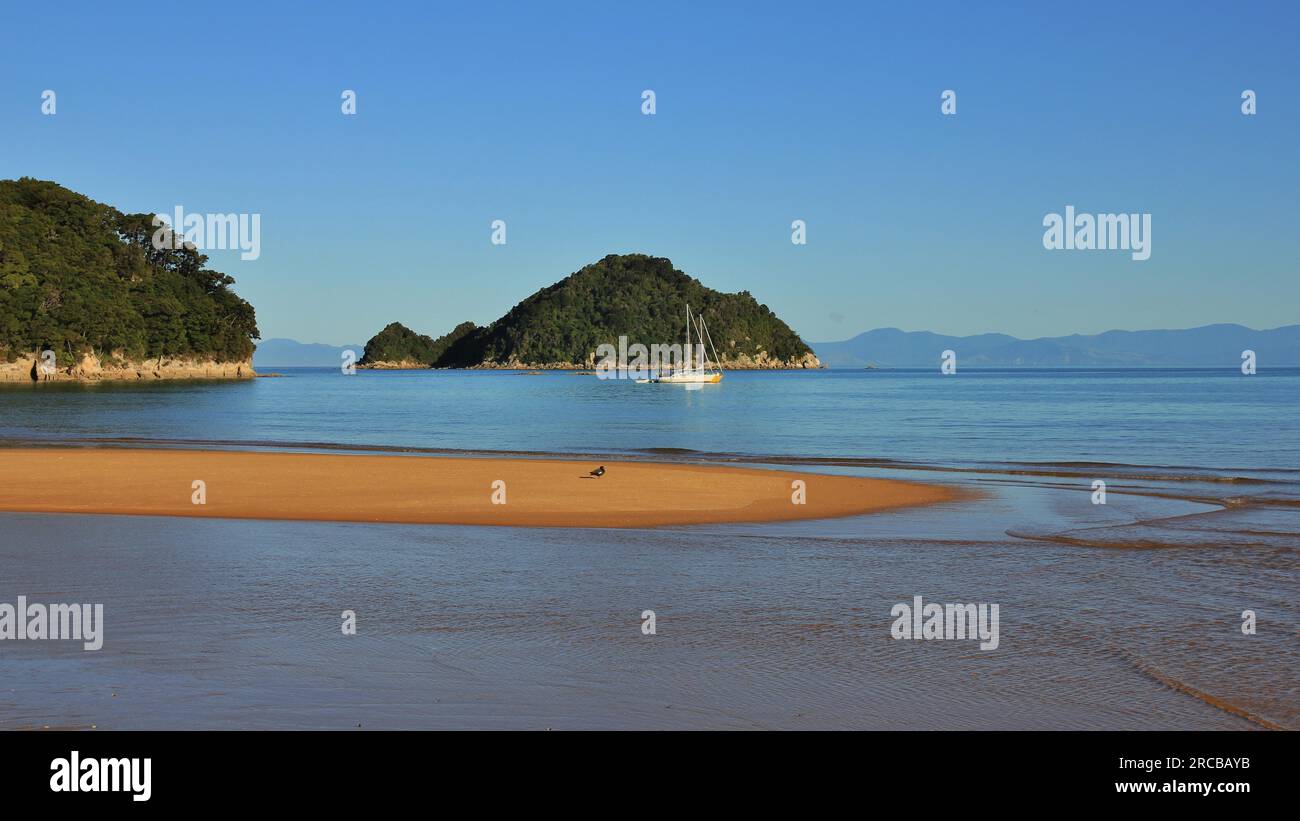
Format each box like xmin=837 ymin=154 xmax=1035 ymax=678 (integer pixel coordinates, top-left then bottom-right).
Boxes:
xmin=0 ymin=178 xmax=259 ymax=366
xmin=366 ymin=254 xmax=814 ymax=367
xmin=359 ymin=320 xmax=477 ymax=365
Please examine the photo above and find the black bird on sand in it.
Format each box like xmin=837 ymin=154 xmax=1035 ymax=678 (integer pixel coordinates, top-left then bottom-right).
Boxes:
xmin=589 ymin=466 xmax=606 ymax=478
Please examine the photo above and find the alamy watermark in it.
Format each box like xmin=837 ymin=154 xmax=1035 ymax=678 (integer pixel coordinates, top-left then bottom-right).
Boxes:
xmin=1042 ymin=205 xmax=1150 ymax=261
xmin=51 ymin=752 xmax=151 ymax=802
xmin=152 ymin=205 xmax=261 ymax=261
xmin=891 ymin=595 xmax=999 ymax=650
xmin=0 ymin=596 xmax=104 ymax=651
xmin=596 ymin=337 xmax=705 ymax=379
xmin=1241 ymin=349 xmax=1256 ymax=374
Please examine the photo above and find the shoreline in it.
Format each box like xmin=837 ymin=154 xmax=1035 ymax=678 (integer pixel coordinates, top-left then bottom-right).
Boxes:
xmin=0 ymin=354 xmax=255 ymax=383
xmin=355 ymin=363 xmax=825 ymax=371
xmin=0 ymin=447 xmax=960 ymax=528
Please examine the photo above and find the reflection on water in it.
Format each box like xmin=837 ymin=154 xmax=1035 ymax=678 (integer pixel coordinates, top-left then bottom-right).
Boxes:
xmin=0 ymin=369 xmax=1295 ymax=729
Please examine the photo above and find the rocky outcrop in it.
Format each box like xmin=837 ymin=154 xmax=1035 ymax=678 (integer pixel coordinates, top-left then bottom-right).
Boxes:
xmin=718 ymin=351 xmax=823 ymax=369
xmin=0 ymin=352 xmax=256 ymax=382
xmin=459 ymin=350 xmax=823 ymax=370
xmin=357 ymin=359 xmax=431 ymax=370
xmin=468 ymin=360 xmax=590 ymax=370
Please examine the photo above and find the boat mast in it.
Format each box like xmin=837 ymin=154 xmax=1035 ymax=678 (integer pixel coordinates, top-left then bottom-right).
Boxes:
xmin=685 ymin=303 xmax=691 ymax=372
xmin=691 ymin=307 xmax=702 ymax=371
xmin=691 ymin=311 xmax=717 ymax=373
xmin=695 ymin=309 xmax=703 ymax=370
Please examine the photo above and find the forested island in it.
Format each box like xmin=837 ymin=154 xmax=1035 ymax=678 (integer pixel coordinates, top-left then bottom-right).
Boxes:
xmin=0 ymin=178 xmax=259 ymax=381
xmin=360 ymin=321 xmax=478 ymax=369
xmin=0 ymin=190 xmax=817 ymax=381
xmin=359 ymin=254 xmax=820 ymax=370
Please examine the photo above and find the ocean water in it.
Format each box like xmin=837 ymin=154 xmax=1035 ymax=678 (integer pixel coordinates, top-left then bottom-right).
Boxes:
xmin=0 ymin=368 xmax=1296 ymax=729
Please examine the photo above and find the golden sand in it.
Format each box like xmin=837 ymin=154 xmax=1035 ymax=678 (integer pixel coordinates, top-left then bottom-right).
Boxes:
xmin=0 ymin=448 xmax=959 ymax=528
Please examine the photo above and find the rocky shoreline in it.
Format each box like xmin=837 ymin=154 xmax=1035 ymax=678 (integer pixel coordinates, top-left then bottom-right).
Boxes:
xmin=357 ymin=359 xmax=430 ymax=370
xmin=0 ymin=352 xmax=256 ymax=383
xmin=359 ymin=351 xmax=823 ymax=371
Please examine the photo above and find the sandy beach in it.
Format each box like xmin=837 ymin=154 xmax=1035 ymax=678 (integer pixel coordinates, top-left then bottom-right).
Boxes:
xmin=0 ymin=448 xmax=957 ymax=528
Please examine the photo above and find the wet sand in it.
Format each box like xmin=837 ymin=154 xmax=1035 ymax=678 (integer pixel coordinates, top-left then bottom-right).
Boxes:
xmin=4 ymin=476 xmax=1292 ymax=730
xmin=0 ymin=448 xmax=958 ymax=528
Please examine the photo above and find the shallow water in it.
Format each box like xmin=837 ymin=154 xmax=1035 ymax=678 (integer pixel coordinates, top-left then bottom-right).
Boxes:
xmin=0 ymin=369 xmax=1296 ymax=729
xmin=2 ymin=367 xmax=1299 ymax=468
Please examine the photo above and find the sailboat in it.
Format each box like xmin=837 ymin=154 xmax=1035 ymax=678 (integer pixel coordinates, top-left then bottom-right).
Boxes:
xmin=643 ymin=304 xmax=724 ymax=384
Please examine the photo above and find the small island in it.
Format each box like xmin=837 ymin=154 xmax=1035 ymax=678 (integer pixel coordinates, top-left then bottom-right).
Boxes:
xmin=359 ymin=320 xmax=478 ymax=370
xmin=359 ymin=253 xmax=822 ymax=370
xmin=0 ymin=179 xmax=259 ymax=382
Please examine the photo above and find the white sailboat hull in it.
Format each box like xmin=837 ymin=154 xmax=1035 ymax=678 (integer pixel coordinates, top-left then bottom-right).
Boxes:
xmin=638 ymin=304 xmax=724 ymax=384
xmin=649 ymin=371 xmax=722 ymax=384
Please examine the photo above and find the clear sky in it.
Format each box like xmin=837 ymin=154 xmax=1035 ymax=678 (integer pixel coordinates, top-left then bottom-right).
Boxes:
xmin=2 ymin=1 xmax=1296 ymax=345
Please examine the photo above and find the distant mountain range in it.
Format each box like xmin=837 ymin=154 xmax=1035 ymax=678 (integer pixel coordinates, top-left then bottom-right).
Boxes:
xmin=812 ymin=324 xmax=1300 ymax=368
xmin=253 ymin=338 xmax=362 ymax=368
xmin=259 ymin=323 xmax=1300 ymax=369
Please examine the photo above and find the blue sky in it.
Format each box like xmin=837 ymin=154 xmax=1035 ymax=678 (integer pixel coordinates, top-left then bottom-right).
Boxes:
xmin=2 ymin=1 xmax=1296 ymax=345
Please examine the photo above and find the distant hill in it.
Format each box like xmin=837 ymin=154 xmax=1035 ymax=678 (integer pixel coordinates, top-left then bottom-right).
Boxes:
xmin=360 ymin=254 xmax=820 ymax=369
xmin=253 ymin=338 xmax=363 ymax=368
xmin=0 ymin=178 xmax=259 ymax=375
xmin=812 ymin=324 xmax=1300 ymax=368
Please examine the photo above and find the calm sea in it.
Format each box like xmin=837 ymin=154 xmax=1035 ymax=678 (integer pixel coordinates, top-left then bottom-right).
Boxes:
xmin=1 ymin=368 xmax=1296 ymax=729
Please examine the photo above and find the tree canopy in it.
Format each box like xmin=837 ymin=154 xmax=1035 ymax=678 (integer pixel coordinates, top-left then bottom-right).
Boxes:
xmin=366 ymin=254 xmax=814 ymax=367
xmin=360 ymin=320 xmax=478 ymax=366
xmin=0 ymin=178 xmax=259 ymax=366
